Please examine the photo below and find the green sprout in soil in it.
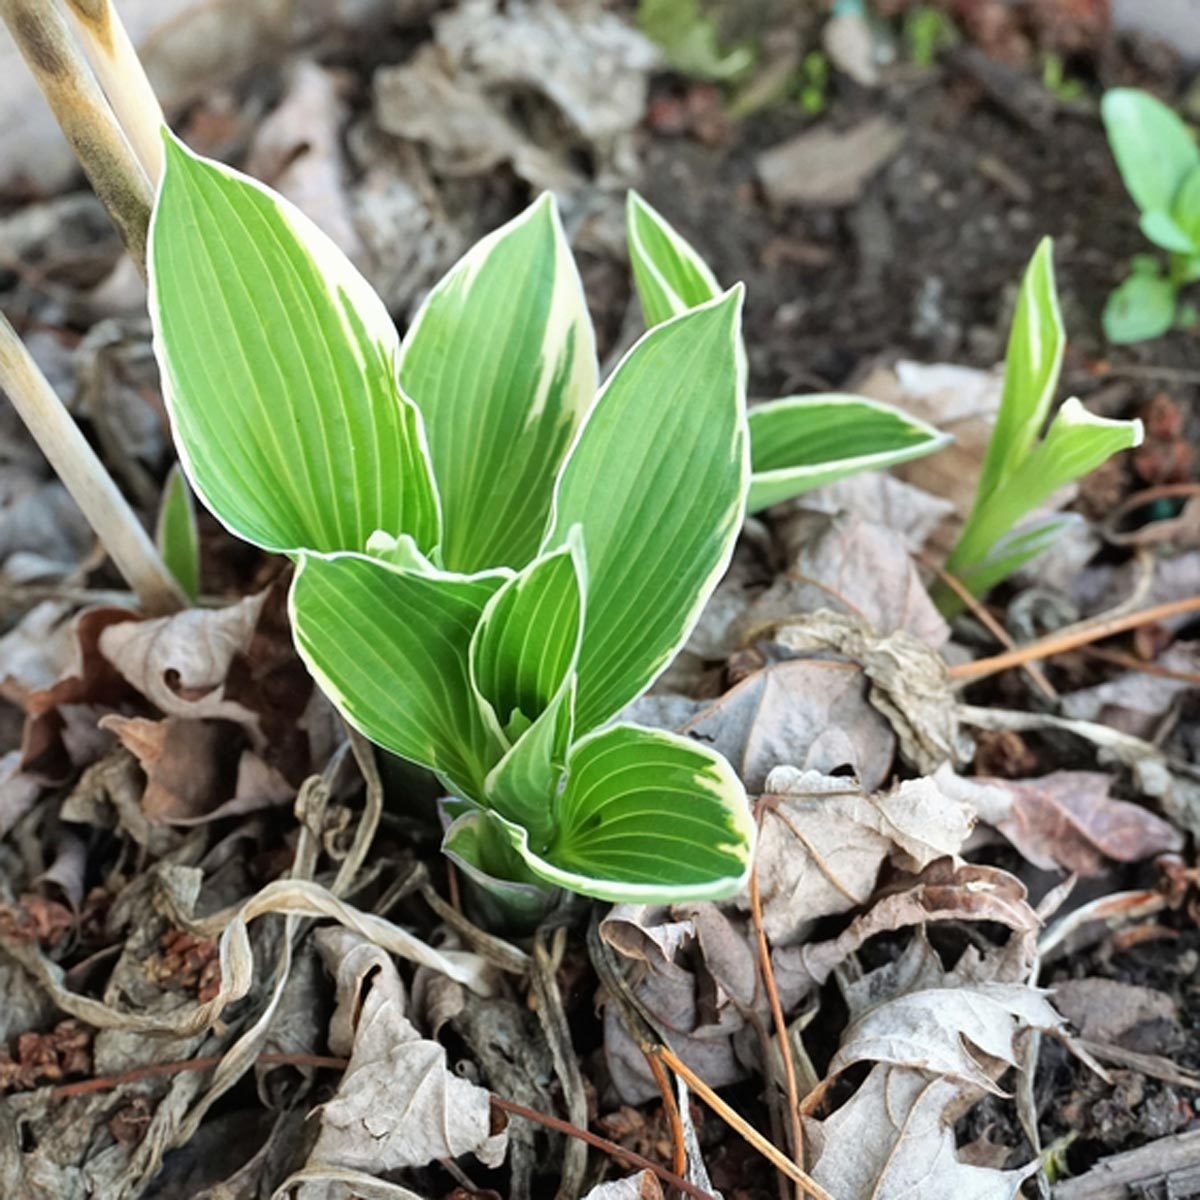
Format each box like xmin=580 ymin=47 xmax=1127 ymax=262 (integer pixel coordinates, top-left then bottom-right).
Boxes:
xmin=1102 ymin=87 xmax=1200 ymax=344
xmin=798 ymin=50 xmax=830 ymax=116
xmin=904 ymin=4 xmax=957 ymax=67
xmin=637 ymin=0 xmax=754 ymax=82
xmin=936 ymin=239 xmax=1143 ymax=614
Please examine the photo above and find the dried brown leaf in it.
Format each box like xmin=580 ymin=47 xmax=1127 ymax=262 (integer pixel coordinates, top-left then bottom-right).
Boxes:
xmin=983 ymin=770 xmax=1183 ymax=874
xmin=806 ymin=1065 xmax=1037 ymax=1199
xmin=680 ymin=660 xmax=896 ymax=792
xmin=753 ymin=511 xmax=949 ymax=649
xmin=773 ymin=859 xmax=1039 ymax=996
xmin=582 ymin=1173 xmax=665 ymax=1200
xmin=755 ymin=767 xmax=976 ymax=945
xmin=295 ymin=929 xmax=507 ymax=1189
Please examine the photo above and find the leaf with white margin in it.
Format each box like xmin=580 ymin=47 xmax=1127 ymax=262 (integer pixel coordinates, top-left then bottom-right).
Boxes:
xmin=627 ymin=195 xmax=950 ymax=513
xmin=544 ymin=288 xmax=748 ymax=733
xmin=289 ymin=552 xmax=508 ymax=800
xmin=470 ymin=534 xmax=586 ymax=840
xmin=974 ymin=236 xmax=1064 ymax=505
xmin=957 ymin=399 xmax=1143 ymax=574
xmin=953 ymin=514 xmax=1080 ymax=599
xmin=626 ymin=189 xmax=721 ymax=327
xmin=398 ymin=193 xmax=598 ymax=572
xmin=494 ymin=724 xmax=755 ymax=903
xmin=747 ymin=395 xmax=952 ymax=512
xmin=149 ymin=133 xmax=440 ymax=556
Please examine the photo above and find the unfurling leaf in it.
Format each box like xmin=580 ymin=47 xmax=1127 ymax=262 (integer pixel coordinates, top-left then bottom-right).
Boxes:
xmin=1103 ymin=267 xmax=1178 ymax=344
xmin=290 ymin=552 xmax=507 ymax=800
xmin=149 ymin=133 xmax=440 ymax=556
xmin=496 ymin=724 xmax=755 ymax=902
xmin=398 ymin=194 xmax=597 ymax=572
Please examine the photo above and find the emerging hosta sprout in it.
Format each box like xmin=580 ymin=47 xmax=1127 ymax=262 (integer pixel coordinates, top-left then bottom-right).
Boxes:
xmin=148 ymin=132 xmax=754 ymax=907
xmin=937 ymin=239 xmax=1143 ymax=613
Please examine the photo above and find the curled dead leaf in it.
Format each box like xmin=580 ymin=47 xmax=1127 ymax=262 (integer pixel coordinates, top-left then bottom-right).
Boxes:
xmin=755 ymin=768 xmax=977 ymax=945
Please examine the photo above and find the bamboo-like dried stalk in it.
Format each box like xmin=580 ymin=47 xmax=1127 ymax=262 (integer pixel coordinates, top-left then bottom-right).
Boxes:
xmin=0 ymin=0 xmax=152 ymax=269
xmin=0 ymin=314 xmax=184 ymax=615
xmin=63 ymin=0 xmax=165 ymax=185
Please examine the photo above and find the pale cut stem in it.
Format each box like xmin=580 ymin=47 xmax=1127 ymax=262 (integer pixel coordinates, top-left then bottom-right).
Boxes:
xmin=0 ymin=0 xmax=152 ymax=270
xmin=0 ymin=314 xmax=185 ymax=615
xmin=62 ymin=0 xmax=165 ymax=185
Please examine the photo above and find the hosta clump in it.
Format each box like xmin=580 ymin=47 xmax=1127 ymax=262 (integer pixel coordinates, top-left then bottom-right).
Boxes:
xmin=148 ymin=132 xmax=754 ymax=907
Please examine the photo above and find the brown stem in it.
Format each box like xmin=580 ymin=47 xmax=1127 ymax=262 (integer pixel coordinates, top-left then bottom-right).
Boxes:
xmin=0 ymin=314 xmax=184 ymax=615
xmin=658 ymin=1048 xmax=835 ymax=1200
xmin=0 ymin=0 xmax=152 ymax=270
xmin=750 ymin=801 xmax=807 ymax=1199
xmin=947 ymin=595 xmax=1200 ymax=684
xmin=63 ymin=0 xmax=166 ymax=184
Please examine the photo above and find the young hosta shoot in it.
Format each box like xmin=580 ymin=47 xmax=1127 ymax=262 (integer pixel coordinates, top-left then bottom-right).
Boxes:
xmin=1102 ymin=88 xmax=1200 ymax=343
xmin=148 ymin=133 xmax=754 ymax=907
xmin=937 ymin=239 xmax=1143 ymax=614
xmin=155 ymin=463 xmax=199 ymax=602
xmin=626 ymin=190 xmax=952 ymax=509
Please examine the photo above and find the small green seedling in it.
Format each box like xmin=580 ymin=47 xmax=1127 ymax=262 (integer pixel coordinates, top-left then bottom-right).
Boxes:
xmin=1102 ymin=88 xmax=1200 ymax=343
xmin=149 ymin=134 xmax=755 ymax=909
xmin=625 ymin=190 xmax=952 ymax=507
xmin=798 ymin=50 xmax=830 ymax=116
xmin=904 ymin=5 xmax=957 ymax=67
xmin=637 ymin=0 xmax=754 ymax=82
xmin=155 ymin=463 xmax=199 ymax=602
xmin=937 ymin=239 xmax=1143 ymax=613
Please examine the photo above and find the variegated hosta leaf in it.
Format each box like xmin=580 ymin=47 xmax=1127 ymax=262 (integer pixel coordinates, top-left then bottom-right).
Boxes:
xmin=470 ymin=535 xmax=586 ymax=840
xmin=289 ymin=552 xmax=509 ymax=800
xmin=626 ymin=190 xmax=720 ymax=327
xmin=441 ymin=807 xmax=558 ymax=931
xmin=545 ymin=289 xmax=748 ymax=732
xmin=496 ymin=724 xmax=755 ymax=902
xmin=627 ymin=194 xmax=949 ymax=513
xmin=954 ymin=514 xmax=1080 ymax=599
xmin=747 ymin=395 xmax=952 ymax=513
xmin=958 ymin=399 xmax=1143 ymax=572
xmin=149 ymin=134 xmax=440 ymax=556
xmin=974 ymin=237 xmax=1064 ymax=505
xmin=398 ymin=194 xmax=598 ymax=572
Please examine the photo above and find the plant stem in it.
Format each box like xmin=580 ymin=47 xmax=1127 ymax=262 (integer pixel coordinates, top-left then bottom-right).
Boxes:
xmin=0 ymin=0 xmax=152 ymax=271
xmin=0 ymin=314 xmax=184 ymax=615
xmin=62 ymin=0 xmax=165 ymax=185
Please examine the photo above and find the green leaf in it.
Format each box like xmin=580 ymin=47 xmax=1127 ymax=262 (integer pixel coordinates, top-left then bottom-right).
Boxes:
xmin=470 ymin=535 xmax=586 ymax=840
xmin=441 ymin=807 xmax=557 ymax=932
xmin=1103 ymin=269 xmax=1177 ymax=344
xmin=149 ymin=133 xmax=440 ymax=556
xmin=496 ymin=724 xmax=755 ymax=902
xmin=1171 ymin=162 xmax=1200 ymax=247
xmin=1140 ymin=210 xmax=1198 ymax=254
xmin=544 ymin=288 xmax=748 ymax=732
xmin=746 ymin=394 xmax=952 ymax=512
xmin=637 ymin=0 xmax=755 ymax=81
xmin=955 ymin=514 xmax=1080 ymax=599
xmin=957 ymin=400 xmax=1143 ymax=567
xmin=289 ymin=552 xmax=508 ymax=800
xmin=626 ymin=190 xmax=721 ymax=328
xmin=975 ymin=237 xmax=1064 ymax=504
xmin=155 ymin=463 xmax=200 ymax=602
xmin=398 ymin=194 xmax=597 ymax=572
xmin=1102 ymin=88 xmax=1200 ymax=216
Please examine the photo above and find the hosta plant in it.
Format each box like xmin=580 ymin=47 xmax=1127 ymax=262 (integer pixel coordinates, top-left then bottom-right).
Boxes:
xmin=935 ymin=239 xmax=1143 ymax=614
xmin=148 ymin=133 xmax=756 ymax=911
xmin=1101 ymin=88 xmax=1200 ymax=343
xmin=625 ymin=190 xmax=952 ymax=508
